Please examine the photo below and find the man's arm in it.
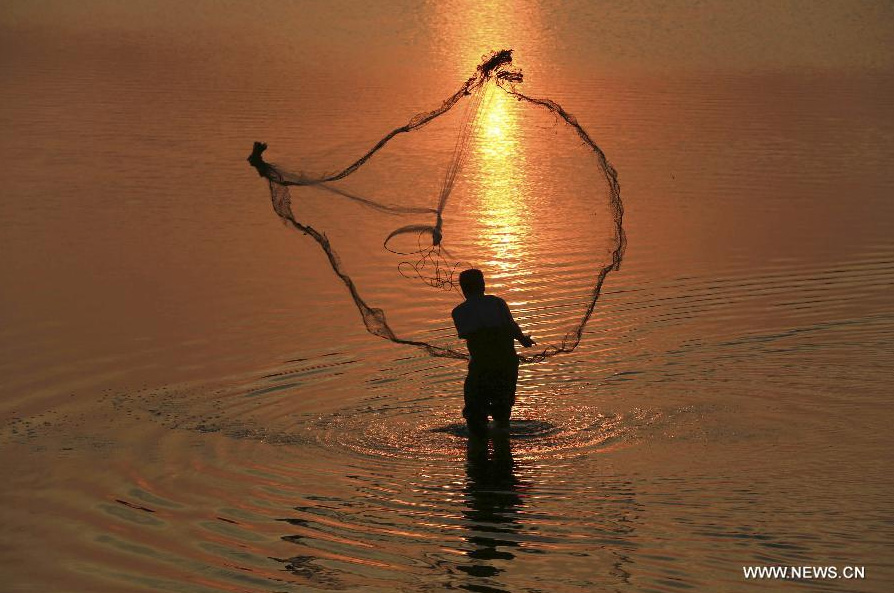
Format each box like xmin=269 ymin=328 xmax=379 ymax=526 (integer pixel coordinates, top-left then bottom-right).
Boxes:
xmin=452 ymin=308 xmax=469 ymax=340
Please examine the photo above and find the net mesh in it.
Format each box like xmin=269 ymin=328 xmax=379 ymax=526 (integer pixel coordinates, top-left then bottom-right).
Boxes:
xmin=248 ymin=50 xmax=625 ymax=362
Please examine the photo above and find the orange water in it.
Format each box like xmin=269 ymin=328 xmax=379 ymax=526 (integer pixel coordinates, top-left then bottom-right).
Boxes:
xmin=1 ymin=2 xmax=892 ymax=591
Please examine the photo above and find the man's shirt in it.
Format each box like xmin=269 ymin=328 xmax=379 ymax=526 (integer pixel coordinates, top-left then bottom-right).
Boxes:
xmin=452 ymin=294 xmax=519 ymax=368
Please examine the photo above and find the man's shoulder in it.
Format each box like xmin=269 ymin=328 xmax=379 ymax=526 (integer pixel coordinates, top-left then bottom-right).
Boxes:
xmin=451 ymin=301 xmax=467 ymax=318
xmin=455 ymin=295 xmax=505 ymax=310
xmin=483 ymin=294 xmax=507 ymax=307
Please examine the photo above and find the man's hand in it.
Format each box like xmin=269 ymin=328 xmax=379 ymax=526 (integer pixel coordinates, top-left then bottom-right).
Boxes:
xmin=519 ymin=335 xmax=535 ymax=348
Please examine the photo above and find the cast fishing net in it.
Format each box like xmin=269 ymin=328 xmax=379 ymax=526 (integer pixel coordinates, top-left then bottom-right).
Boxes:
xmin=248 ymin=50 xmax=625 ymax=362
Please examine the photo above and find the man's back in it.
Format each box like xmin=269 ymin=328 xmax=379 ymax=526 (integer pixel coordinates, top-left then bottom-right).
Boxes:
xmin=452 ymin=294 xmax=518 ymax=367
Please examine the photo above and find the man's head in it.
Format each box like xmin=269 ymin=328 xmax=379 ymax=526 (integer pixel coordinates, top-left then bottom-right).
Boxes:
xmin=458 ymin=268 xmax=485 ymax=298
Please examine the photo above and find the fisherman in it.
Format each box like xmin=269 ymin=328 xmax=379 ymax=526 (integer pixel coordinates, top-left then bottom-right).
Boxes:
xmin=451 ymin=269 xmax=534 ymax=438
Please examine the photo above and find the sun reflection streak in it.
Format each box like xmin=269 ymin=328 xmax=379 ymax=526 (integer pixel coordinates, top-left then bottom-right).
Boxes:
xmin=428 ymin=0 xmax=541 ymax=296
xmin=470 ymin=84 xmax=531 ymax=289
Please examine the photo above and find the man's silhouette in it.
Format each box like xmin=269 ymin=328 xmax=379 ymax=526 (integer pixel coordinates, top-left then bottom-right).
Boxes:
xmin=452 ymin=269 xmax=534 ymax=438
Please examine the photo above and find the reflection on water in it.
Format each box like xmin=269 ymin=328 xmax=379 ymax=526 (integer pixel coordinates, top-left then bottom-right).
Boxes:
xmin=471 ymin=85 xmax=531 ymax=281
xmin=438 ymin=0 xmax=539 ymax=289
xmin=459 ymin=434 xmax=524 ymax=587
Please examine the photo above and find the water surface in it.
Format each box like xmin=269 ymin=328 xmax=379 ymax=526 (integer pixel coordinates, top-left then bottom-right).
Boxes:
xmin=1 ymin=1 xmax=893 ymax=591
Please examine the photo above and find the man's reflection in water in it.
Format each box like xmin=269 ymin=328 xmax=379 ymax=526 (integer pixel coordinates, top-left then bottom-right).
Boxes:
xmin=458 ymin=431 xmax=526 ymax=589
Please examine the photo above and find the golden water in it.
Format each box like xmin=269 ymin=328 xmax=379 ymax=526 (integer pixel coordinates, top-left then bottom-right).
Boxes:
xmin=1 ymin=2 xmax=892 ymax=591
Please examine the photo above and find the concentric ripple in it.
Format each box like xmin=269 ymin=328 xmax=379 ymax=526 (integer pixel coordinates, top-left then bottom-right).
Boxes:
xmin=311 ymin=401 xmax=646 ymax=461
